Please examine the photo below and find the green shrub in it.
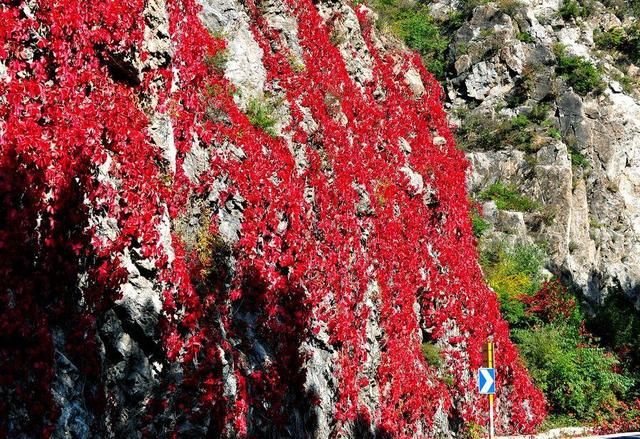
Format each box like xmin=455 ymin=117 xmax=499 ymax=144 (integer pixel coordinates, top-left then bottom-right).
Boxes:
xmin=245 ymin=96 xmax=279 ymax=136
xmin=611 ymin=71 xmax=639 ymax=95
xmin=601 ymin=0 xmax=640 ymax=16
xmin=595 ymin=27 xmax=627 ymax=50
xmin=392 ymin=9 xmax=449 ymax=79
xmin=627 ymin=24 xmax=640 ymax=64
xmin=511 ymin=113 xmax=530 ymax=129
xmin=457 ymin=0 xmax=491 ymax=17
xmin=514 ymin=324 xmax=632 ymax=419
xmin=590 ymin=290 xmax=640 ymax=368
xmin=481 ymin=243 xmax=545 ymax=327
xmin=456 ymin=113 xmax=534 ymax=151
xmin=559 ymin=0 xmax=594 ymax=19
xmin=421 ymin=342 xmax=443 ymax=368
xmin=509 ymin=243 xmax=546 ymax=277
xmin=471 ymin=211 xmax=491 ymax=238
xmin=528 ymin=102 xmax=551 ymax=123
xmin=204 ymin=49 xmax=229 ymax=73
xmin=496 ymin=0 xmax=524 ymax=15
xmin=548 ymin=127 xmax=562 ymax=139
xmin=370 ymin=1 xmax=450 ymax=80
xmin=443 ymin=10 xmax=466 ymax=34
xmin=594 ymin=24 xmax=640 ymax=64
xmin=517 ymin=31 xmax=534 ymax=43
xmin=555 ymin=45 xmax=605 ymax=96
xmin=569 ymin=147 xmax=590 ymax=169
xmin=559 ymin=0 xmax=582 ymax=19
xmin=479 ymin=181 xmax=539 ymax=212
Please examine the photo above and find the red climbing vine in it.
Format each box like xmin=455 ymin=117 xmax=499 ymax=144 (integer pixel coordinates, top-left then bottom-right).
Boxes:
xmin=0 ymin=0 xmax=545 ymax=437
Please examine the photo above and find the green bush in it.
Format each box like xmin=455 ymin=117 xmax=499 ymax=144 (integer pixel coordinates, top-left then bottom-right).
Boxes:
xmin=394 ymin=10 xmax=449 ymax=79
xmin=601 ymin=0 xmax=640 ymax=16
xmin=245 ymin=96 xmax=279 ymax=136
xmin=594 ymin=27 xmax=627 ymax=50
xmin=481 ymin=242 xmax=545 ymax=327
xmin=627 ymin=25 xmax=640 ymax=64
xmin=514 ymin=324 xmax=632 ymax=419
xmin=511 ymin=113 xmax=530 ymax=129
xmin=370 ymin=1 xmax=449 ymax=80
xmin=528 ymin=102 xmax=551 ymax=123
xmin=569 ymin=147 xmax=590 ymax=169
xmin=517 ymin=31 xmax=534 ymax=43
xmin=457 ymin=0 xmax=491 ymax=17
xmin=456 ymin=113 xmax=534 ymax=151
xmin=421 ymin=342 xmax=443 ymax=368
xmin=548 ymin=127 xmax=562 ymax=139
xmin=590 ymin=291 xmax=640 ymax=369
xmin=496 ymin=0 xmax=524 ymax=15
xmin=471 ymin=211 xmax=491 ymax=238
xmin=594 ymin=24 xmax=640 ymax=64
xmin=559 ymin=0 xmax=594 ymax=19
xmin=555 ymin=45 xmax=605 ymax=96
xmin=479 ymin=182 xmax=539 ymax=212
xmin=559 ymin=0 xmax=582 ymax=19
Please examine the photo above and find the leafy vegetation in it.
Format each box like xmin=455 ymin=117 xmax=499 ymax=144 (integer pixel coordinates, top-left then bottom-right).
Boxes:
xmin=594 ymin=24 xmax=640 ymax=64
xmin=517 ymin=31 xmax=534 ymax=43
xmin=555 ymin=44 xmax=605 ymax=96
xmin=370 ymin=0 xmax=449 ymax=79
xmin=514 ymin=324 xmax=631 ymax=419
xmin=569 ymin=147 xmax=590 ymax=169
xmin=479 ymin=182 xmax=539 ymax=212
xmin=471 ymin=211 xmax=491 ymax=238
xmin=595 ymin=27 xmax=627 ymax=50
xmin=559 ymin=0 xmax=595 ymax=19
xmin=204 ymin=49 xmax=229 ymax=73
xmin=421 ymin=342 xmax=444 ymax=368
xmin=456 ymin=103 xmax=553 ymax=152
xmin=245 ymin=96 xmax=279 ymax=136
xmin=589 ymin=291 xmax=640 ymax=396
xmin=456 ymin=112 xmax=532 ymax=151
xmin=479 ymin=242 xmax=637 ymax=422
xmin=601 ymin=0 xmax=640 ymax=18
xmin=495 ymin=0 xmax=524 ymax=14
xmin=481 ymin=242 xmax=545 ymax=326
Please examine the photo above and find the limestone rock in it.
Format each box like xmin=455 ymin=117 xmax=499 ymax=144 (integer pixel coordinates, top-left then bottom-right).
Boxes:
xmin=433 ymin=0 xmax=640 ymax=305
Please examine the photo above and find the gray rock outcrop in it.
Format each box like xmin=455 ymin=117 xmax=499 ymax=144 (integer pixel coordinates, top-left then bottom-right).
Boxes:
xmin=435 ymin=0 xmax=640 ymax=306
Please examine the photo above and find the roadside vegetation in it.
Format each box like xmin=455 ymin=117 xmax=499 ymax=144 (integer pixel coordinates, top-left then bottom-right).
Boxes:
xmin=365 ymin=0 xmax=640 ymax=431
xmin=477 ymin=238 xmax=640 ymax=430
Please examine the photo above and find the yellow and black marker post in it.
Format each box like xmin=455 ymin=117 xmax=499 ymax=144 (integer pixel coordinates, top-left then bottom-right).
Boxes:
xmin=487 ymin=338 xmax=495 ymax=439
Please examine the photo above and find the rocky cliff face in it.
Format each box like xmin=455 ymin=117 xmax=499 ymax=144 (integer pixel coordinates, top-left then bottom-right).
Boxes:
xmin=429 ymin=0 xmax=640 ymax=306
xmin=0 ymin=0 xmax=545 ymax=437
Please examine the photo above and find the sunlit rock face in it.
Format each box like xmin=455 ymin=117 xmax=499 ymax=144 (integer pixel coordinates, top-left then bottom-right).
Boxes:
xmin=436 ymin=0 xmax=640 ymax=307
xmin=0 ymin=0 xmax=544 ymax=437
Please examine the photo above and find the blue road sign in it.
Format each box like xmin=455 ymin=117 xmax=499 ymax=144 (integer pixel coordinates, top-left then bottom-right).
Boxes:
xmin=478 ymin=368 xmax=495 ymax=394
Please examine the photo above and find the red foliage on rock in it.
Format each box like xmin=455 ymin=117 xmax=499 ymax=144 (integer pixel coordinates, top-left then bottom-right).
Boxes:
xmin=523 ymin=279 xmax=577 ymax=323
xmin=0 ymin=0 xmax=545 ymax=436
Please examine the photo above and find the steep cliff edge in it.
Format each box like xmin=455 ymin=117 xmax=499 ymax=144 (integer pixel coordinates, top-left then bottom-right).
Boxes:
xmin=0 ymin=0 xmax=544 ymax=437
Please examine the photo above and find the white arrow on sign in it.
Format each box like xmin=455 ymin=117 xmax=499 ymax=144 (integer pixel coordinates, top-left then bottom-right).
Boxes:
xmin=480 ymin=368 xmax=495 ymax=394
